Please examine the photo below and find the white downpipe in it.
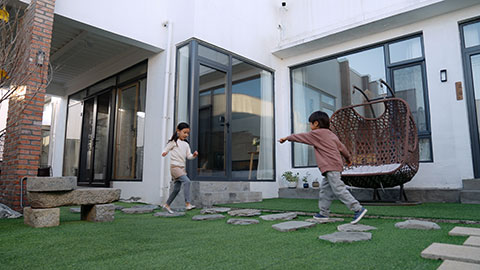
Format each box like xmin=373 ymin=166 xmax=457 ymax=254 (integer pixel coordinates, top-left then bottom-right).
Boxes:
xmin=159 ymin=21 xmax=174 ymax=202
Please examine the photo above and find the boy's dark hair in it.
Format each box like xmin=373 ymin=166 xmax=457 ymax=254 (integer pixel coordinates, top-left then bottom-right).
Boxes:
xmin=168 ymin=122 xmax=190 ymax=144
xmin=308 ymin=111 xmax=330 ymax=129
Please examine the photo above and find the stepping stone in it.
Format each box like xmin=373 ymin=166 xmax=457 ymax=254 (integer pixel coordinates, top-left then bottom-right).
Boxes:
xmin=260 ymin=212 xmax=297 ymax=221
xmin=449 ymin=226 xmax=480 ymax=237
xmin=421 ymin=243 xmax=480 ymax=264
xmin=227 ymin=218 xmax=259 ymax=225
xmin=121 ymin=207 xmax=154 ymax=214
xmin=464 ymin=236 xmax=480 ymax=247
xmin=70 ymin=207 xmax=81 ymax=213
xmin=272 ymin=221 xmax=315 ymax=232
xmin=319 ymin=232 xmax=372 ymax=243
xmin=200 ymin=207 xmax=231 ymax=214
xmin=228 ymin=209 xmax=261 ymax=217
xmin=153 ymin=212 xmax=185 ymax=217
xmin=337 ymin=223 xmax=377 ymax=232
xmin=0 ymin=203 xmax=22 ymax=219
xmin=192 ymin=214 xmax=225 ymax=221
xmin=395 ymin=220 xmax=440 ymax=230
xmin=437 ymin=260 xmax=480 ymax=270
xmin=131 ymin=204 xmax=159 ymax=210
xmin=305 ymin=218 xmax=344 ymax=224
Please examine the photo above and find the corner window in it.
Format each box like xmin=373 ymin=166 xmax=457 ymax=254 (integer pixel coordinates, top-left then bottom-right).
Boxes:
xmin=291 ymin=35 xmax=432 ymax=167
xmin=174 ymin=40 xmax=275 ymax=181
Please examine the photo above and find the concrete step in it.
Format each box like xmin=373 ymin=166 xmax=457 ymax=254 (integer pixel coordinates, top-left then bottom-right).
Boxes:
xmin=421 ymin=243 xmax=480 ymax=264
xmin=192 ymin=191 xmax=262 ymax=207
xmin=449 ymin=226 xmax=480 ymax=237
xmin=463 ymin=179 xmax=480 ymax=190
xmin=460 ymin=190 xmax=480 ymax=204
xmin=192 ymin=181 xmax=250 ymax=193
xmin=437 ymin=260 xmax=480 ymax=270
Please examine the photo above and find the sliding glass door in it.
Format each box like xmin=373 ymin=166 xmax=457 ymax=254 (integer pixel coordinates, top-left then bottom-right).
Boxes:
xmin=183 ymin=41 xmax=275 ymax=181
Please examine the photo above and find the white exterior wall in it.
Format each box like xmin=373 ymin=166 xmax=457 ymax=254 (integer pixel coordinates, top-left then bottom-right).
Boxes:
xmin=46 ymin=0 xmax=480 ymax=204
xmin=277 ymin=4 xmax=480 ymax=189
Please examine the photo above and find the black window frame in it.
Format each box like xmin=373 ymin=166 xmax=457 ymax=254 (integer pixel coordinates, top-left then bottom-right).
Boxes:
xmin=289 ymin=33 xmax=433 ymax=169
xmin=63 ymin=60 xmax=148 ymax=184
xmin=173 ymin=38 xmax=276 ymax=181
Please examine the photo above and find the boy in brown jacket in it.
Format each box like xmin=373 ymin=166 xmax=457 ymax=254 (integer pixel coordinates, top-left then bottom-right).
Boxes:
xmin=279 ymin=111 xmax=367 ymax=224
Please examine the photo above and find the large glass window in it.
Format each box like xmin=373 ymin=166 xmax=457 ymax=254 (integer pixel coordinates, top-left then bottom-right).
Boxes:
xmin=174 ymin=40 xmax=275 ymax=181
xmin=291 ymin=35 xmax=432 ymax=166
xmin=231 ymin=59 xmax=274 ymax=180
xmin=63 ymin=91 xmax=85 ymax=176
xmin=113 ymin=79 xmax=146 ymax=179
xmin=63 ymin=62 xmax=147 ymax=183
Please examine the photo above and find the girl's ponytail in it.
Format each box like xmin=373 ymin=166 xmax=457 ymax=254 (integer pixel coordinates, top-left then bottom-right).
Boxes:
xmin=168 ymin=122 xmax=190 ymax=145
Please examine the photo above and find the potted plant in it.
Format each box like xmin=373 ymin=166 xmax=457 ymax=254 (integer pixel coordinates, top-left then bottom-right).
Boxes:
xmin=312 ymin=178 xmax=320 ymax=189
xmin=302 ymin=172 xmax=310 ymax=188
xmin=282 ymin=171 xmax=299 ymax=189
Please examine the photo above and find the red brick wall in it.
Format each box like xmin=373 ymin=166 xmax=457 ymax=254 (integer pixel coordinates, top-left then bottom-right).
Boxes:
xmin=0 ymin=0 xmax=56 ymax=212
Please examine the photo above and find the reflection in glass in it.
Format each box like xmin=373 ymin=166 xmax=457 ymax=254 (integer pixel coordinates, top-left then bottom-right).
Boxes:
xmin=393 ymin=65 xmax=427 ymax=132
xmin=93 ymin=92 xmax=111 ymax=180
xmin=197 ymin=65 xmax=226 ymax=177
xmin=114 ymin=80 xmax=146 ymax=179
xmin=419 ymin=138 xmax=432 ymax=161
xmin=175 ymin=45 xmax=190 ymax=124
xmin=471 ymin=54 xmax=480 ymax=144
xmin=231 ymin=59 xmax=274 ymax=179
xmin=63 ymin=98 xmax=83 ymax=176
xmin=291 ymin=46 xmax=385 ymax=166
xmin=198 ymin=44 xmax=229 ymax=66
xmin=389 ymin=37 xmax=422 ymax=63
xmin=464 ymin=22 xmax=480 ymax=48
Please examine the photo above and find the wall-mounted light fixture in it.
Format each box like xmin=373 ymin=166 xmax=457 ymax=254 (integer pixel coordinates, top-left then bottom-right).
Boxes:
xmin=36 ymin=50 xmax=45 ymax=66
xmin=440 ymin=69 xmax=447 ymax=82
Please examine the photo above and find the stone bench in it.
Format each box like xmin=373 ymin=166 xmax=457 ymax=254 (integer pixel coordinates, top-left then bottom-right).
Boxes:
xmin=24 ymin=177 xmax=121 ymax=228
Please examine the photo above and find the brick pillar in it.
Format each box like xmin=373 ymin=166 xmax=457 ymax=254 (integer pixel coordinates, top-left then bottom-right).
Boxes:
xmin=0 ymin=0 xmax=56 ymax=212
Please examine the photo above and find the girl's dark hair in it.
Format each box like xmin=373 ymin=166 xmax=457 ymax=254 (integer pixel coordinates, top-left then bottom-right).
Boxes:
xmin=168 ymin=122 xmax=190 ymax=144
xmin=308 ymin=111 xmax=330 ymax=129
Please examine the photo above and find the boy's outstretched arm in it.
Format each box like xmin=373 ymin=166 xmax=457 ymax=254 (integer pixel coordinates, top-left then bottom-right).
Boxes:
xmin=283 ymin=132 xmax=316 ymax=146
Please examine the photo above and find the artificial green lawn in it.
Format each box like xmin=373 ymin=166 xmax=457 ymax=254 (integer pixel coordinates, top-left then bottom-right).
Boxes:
xmin=220 ymin=198 xmax=480 ymax=221
xmin=1 ymin=202 xmax=480 ymax=270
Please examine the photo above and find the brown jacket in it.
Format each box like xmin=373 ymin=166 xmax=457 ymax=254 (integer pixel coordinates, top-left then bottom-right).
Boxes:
xmin=286 ymin=128 xmax=351 ymax=175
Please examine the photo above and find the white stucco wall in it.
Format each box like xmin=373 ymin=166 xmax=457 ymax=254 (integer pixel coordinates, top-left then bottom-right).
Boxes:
xmin=46 ymin=0 xmax=480 ymax=204
xmin=276 ymin=4 xmax=480 ymax=189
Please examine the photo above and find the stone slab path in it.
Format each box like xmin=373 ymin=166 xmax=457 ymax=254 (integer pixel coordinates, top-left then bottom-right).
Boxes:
xmin=421 ymin=243 xmax=480 ymax=264
xmin=272 ymin=221 xmax=315 ymax=232
xmin=260 ymin=212 xmax=297 ymax=221
xmin=305 ymin=218 xmax=344 ymax=224
xmin=437 ymin=260 xmax=480 ymax=270
xmin=200 ymin=207 xmax=231 ymax=214
xmin=449 ymin=226 xmax=480 ymax=237
xmin=319 ymin=232 xmax=372 ymax=243
xmin=153 ymin=212 xmax=185 ymax=217
xmin=227 ymin=218 xmax=259 ymax=225
xmin=464 ymin=236 xmax=480 ymax=247
xmin=228 ymin=209 xmax=261 ymax=217
xmin=337 ymin=223 xmax=377 ymax=232
xmin=121 ymin=207 xmax=154 ymax=214
xmin=192 ymin=214 xmax=225 ymax=221
xmin=395 ymin=220 xmax=440 ymax=230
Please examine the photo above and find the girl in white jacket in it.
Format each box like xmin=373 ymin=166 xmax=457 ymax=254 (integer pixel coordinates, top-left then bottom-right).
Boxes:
xmin=161 ymin=122 xmax=198 ymax=213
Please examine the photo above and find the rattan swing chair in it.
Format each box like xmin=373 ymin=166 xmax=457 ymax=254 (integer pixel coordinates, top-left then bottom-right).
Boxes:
xmin=329 ymin=80 xmax=419 ymax=202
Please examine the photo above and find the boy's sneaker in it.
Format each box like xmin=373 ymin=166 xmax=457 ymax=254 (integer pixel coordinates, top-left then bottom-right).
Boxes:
xmin=313 ymin=213 xmax=329 ymax=221
xmin=351 ymin=208 xmax=367 ymax=224
xmin=162 ymin=204 xmax=174 ymax=214
xmin=186 ymin=204 xmax=196 ymax=210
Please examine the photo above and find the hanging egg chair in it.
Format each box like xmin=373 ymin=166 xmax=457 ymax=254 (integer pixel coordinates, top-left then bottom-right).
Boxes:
xmin=329 ymin=81 xmax=419 ymax=199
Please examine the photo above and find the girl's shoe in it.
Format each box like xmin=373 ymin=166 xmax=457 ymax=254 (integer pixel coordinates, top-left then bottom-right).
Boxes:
xmin=185 ymin=203 xmax=196 ymax=210
xmin=162 ymin=204 xmax=174 ymax=214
